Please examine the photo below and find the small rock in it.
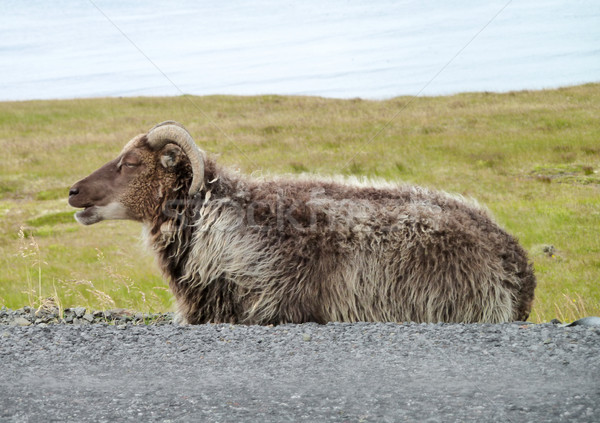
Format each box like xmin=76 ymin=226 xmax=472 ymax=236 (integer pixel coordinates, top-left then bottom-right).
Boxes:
xmin=302 ymin=333 xmax=311 ymax=342
xmin=11 ymin=317 xmax=32 ymax=327
xmin=73 ymin=307 xmax=86 ymax=318
xmin=567 ymin=316 xmax=600 ymax=327
xmin=542 ymin=245 xmax=556 ymax=257
xmin=83 ymin=313 xmax=94 ymax=323
xmin=35 ymin=306 xmax=58 ymax=318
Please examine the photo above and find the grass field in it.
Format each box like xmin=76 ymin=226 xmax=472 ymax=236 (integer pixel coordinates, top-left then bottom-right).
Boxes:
xmin=1 ymin=84 xmax=599 ymax=323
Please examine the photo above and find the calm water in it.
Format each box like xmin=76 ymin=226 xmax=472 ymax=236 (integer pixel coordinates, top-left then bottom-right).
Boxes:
xmin=1 ymin=0 xmax=598 ymax=101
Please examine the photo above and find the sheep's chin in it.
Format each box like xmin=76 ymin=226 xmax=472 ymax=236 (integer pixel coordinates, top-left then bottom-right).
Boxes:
xmin=74 ymin=203 xmax=128 ymax=225
xmin=74 ymin=206 xmax=102 ymax=225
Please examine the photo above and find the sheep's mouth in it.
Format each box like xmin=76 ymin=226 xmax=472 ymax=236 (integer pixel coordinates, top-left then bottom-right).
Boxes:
xmin=73 ymin=202 xmax=129 ymax=225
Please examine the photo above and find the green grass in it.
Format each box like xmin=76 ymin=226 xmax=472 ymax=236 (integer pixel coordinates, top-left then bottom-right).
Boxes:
xmin=1 ymin=84 xmax=599 ymax=322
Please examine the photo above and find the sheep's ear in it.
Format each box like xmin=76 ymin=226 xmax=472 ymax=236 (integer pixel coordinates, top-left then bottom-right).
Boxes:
xmin=160 ymin=144 xmax=183 ymax=168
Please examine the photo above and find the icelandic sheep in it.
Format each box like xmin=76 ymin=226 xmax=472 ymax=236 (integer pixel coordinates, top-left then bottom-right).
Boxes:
xmin=68 ymin=121 xmax=536 ymax=324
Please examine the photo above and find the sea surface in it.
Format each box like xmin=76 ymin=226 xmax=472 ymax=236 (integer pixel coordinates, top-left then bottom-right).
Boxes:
xmin=1 ymin=0 xmax=598 ymax=101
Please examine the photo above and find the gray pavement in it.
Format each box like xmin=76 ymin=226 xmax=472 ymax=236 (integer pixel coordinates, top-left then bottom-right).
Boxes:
xmin=1 ymin=322 xmax=599 ymax=422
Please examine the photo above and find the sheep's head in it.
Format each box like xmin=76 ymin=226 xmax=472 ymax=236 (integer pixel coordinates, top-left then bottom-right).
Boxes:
xmin=68 ymin=121 xmax=205 ymax=225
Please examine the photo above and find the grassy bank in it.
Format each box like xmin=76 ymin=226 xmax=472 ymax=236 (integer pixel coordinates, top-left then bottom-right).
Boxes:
xmin=1 ymin=84 xmax=599 ymax=322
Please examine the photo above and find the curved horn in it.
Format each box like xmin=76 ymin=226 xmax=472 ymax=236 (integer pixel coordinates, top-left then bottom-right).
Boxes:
xmin=149 ymin=120 xmax=187 ymax=132
xmin=147 ymin=121 xmax=205 ymax=196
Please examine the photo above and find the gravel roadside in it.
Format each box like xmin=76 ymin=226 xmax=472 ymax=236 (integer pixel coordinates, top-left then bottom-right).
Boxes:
xmin=1 ymin=306 xmax=599 ymax=422
xmin=0 ymin=306 xmax=175 ymax=327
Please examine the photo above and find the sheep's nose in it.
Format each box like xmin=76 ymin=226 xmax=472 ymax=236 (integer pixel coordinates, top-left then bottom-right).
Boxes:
xmin=69 ymin=187 xmax=79 ymax=197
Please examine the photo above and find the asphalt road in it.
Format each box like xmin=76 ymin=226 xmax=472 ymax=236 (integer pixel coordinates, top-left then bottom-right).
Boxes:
xmin=1 ymin=322 xmax=599 ymax=422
